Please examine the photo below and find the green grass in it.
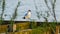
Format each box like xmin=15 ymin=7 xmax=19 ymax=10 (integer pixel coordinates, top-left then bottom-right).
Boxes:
xmin=30 ymin=22 xmax=57 ymax=34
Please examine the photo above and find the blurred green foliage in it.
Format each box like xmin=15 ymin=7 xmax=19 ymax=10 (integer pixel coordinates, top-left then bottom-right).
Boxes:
xmin=31 ymin=22 xmax=56 ymax=34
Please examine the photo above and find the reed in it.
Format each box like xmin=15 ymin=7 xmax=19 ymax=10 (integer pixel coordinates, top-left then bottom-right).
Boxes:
xmin=0 ymin=0 xmax=5 ymax=25
xmin=44 ymin=0 xmax=57 ymax=22
xmin=32 ymin=0 xmax=57 ymax=34
xmin=10 ymin=0 xmax=20 ymax=25
xmin=44 ymin=0 xmax=57 ymax=34
xmin=33 ymin=0 xmax=42 ymax=20
xmin=8 ymin=0 xmax=21 ymax=32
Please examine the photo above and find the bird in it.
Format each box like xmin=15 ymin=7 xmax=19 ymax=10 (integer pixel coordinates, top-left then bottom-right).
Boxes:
xmin=23 ymin=10 xmax=31 ymax=19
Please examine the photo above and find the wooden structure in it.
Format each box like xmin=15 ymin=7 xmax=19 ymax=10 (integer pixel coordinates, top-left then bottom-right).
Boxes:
xmin=0 ymin=21 xmax=30 ymax=33
xmin=0 ymin=21 xmax=55 ymax=34
xmin=55 ymin=25 xmax=60 ymax=34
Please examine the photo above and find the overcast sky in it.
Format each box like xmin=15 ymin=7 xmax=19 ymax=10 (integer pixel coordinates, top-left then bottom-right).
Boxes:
xmin=0 ymin=0 xmax=60 ymax=22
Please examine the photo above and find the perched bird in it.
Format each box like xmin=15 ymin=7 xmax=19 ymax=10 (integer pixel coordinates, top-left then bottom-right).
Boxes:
xmin=23 ymin=10 xmax=31 ymax=19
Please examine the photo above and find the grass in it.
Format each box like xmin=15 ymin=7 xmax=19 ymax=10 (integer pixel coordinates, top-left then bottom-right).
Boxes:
xmin=31 ymin=22 xmax=57 ymax=34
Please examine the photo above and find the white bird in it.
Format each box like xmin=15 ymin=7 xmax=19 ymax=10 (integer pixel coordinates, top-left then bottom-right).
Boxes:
xmin=23 ymin=10 xmax=31 ymax=19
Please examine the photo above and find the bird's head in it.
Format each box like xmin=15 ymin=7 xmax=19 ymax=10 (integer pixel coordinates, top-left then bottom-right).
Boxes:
xmin=28 ymin=10 xmax=31 ymax=12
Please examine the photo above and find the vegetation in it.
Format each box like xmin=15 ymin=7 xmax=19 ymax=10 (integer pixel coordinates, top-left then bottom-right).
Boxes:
xmin=9 ymin=0 xmax=20 ymax=27
xmin=0 ymin=0 xmax=20 ymax=33
xmin=0 ymin=0 xmax=59 ymax=34
xmin=0 ymin=0 xmax=5 ymax=25
xmin=8 ymin=0 xmax=20 ymax=32
xmin=30 ymin=0 xmax=57 ymax=34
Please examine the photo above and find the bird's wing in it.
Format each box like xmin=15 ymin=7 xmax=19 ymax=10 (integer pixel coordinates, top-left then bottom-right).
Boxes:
xmin=24 ymin=12 xmax=28 ymax=16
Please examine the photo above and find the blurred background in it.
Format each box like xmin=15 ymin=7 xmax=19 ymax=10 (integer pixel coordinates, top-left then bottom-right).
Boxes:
xmin=0 ymin=0 xmax=60 ymax=22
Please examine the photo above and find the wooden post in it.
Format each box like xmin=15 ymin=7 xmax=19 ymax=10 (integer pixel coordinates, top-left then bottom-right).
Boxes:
xmin=55 ymin=26 xmax=59 ymax=34
xmin=44 ymin=32 xmax=46 ymax=34
xmin=47 ymin=31 xmax=49 ymax=34
xmin=44 ymin=27 xmax=51 ymax=34
xmin=13 ymin=24 xmax=16 ymax=32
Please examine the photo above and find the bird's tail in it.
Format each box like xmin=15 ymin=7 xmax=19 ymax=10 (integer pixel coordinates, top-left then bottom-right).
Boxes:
xmin=23 ymin=17 xmax=25 ymax=19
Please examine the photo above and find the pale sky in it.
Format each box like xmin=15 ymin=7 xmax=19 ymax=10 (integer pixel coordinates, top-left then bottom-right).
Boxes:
xmin=0 ymin=0 xmax=60 ymax=22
